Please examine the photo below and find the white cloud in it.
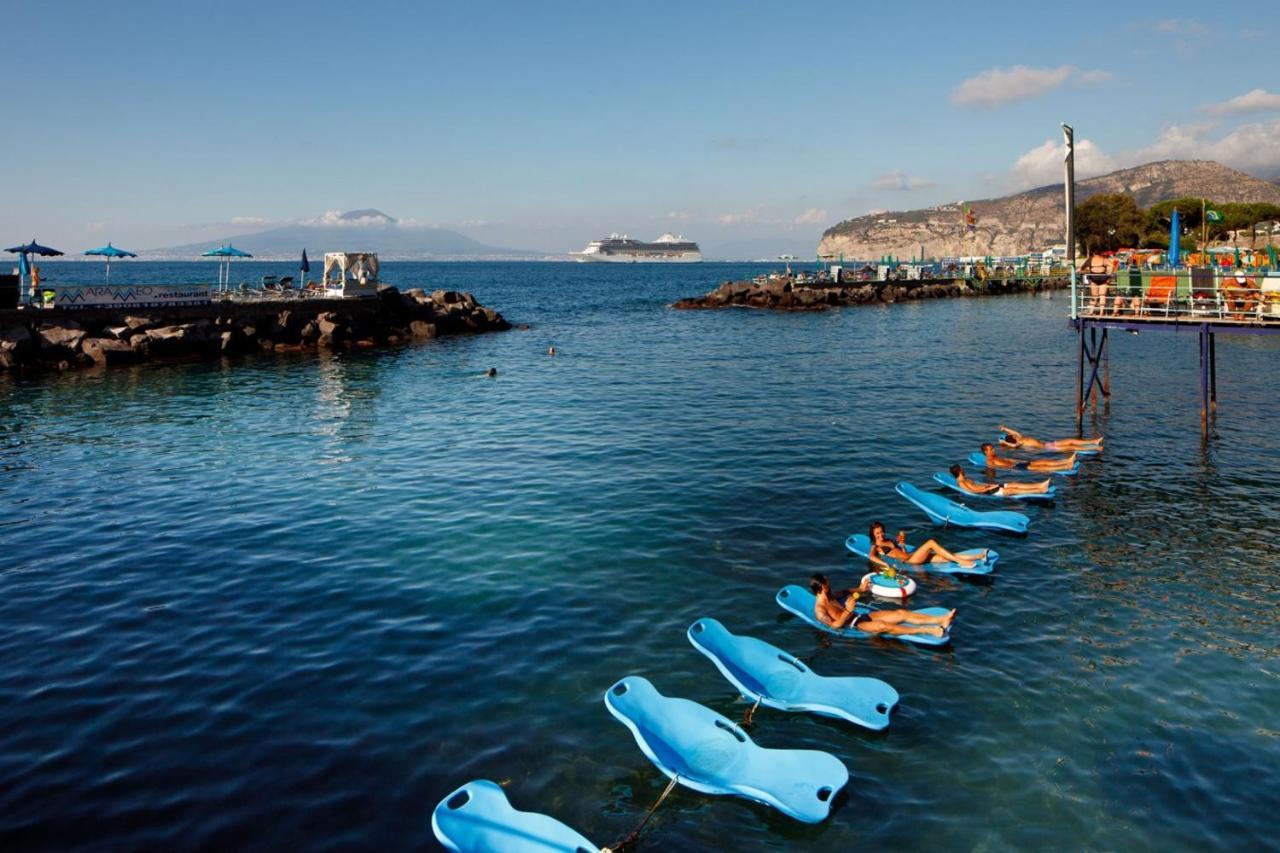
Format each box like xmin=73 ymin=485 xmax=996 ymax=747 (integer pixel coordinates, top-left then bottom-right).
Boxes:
xmin=1203 ymin=88 xmax=1280 ymax=115
xmin=1131 ymin=119 xmax=1280 ymax=174
xmin=792 ymin=208 xmax=828 ymax=226
xmin=951 ymin=65 xmax=1112 ymax=109
xmin=665 ymin=210 xmax=694 ymax=224
xmin=1010 ymin=137 xmax=1116 ymax=189
xmin=230 ymin=216 xmax=272 ymax=227
xmin=951 ymin=65 xmax=1074 ymax=109
xmin=1008 ymin=119 xmax=1280 ymax=189
xmin=717 ymin=204 xmax=765 ymax=225
xmin=1154 ymin=17 xmax=1206 ymax=35
xmin=869 ymin=170 xmax=935 ymax=191
xmin=456 ymin=219 xmax=491 ymax=228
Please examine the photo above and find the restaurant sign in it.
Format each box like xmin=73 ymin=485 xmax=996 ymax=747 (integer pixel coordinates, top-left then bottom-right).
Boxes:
xmin=51 ymin=284 xmax=212 ymax=309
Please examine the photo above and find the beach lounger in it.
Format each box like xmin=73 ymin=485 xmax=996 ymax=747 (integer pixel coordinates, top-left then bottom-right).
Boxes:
xmin=1142 ymin=274 xmax=1177 ymax=316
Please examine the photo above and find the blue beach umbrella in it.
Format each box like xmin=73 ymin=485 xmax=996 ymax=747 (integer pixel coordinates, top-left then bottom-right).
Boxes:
xmin=1169 ymin=209 xmax=1180 ymax=268
xmin=6 ymin=239 xmax=63 ymax=299
xmin=300 ymin=248 xmax=310 ymax=286
xmin=201 ymin=244 xmax=253 ymax=288
xmin=84 ymin=242 xmax=137 ymax=284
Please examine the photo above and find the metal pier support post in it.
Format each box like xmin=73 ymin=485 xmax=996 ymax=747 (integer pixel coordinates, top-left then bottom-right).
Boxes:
xmin=1209 ymin=332 xmax=1217 ymax=412
xmin=1198 ymin=325 xmax=1210 ymax=436
xmin=1076 ymin=323 xmax=1085 ymax=434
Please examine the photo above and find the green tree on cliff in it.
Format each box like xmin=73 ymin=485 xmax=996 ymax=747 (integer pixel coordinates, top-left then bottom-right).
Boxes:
xmin=1075 ymin=193 xmax=1144 ymax=255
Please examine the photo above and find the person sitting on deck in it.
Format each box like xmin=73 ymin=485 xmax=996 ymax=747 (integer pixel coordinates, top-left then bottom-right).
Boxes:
xmin=947 ymin=464 xmax=1051 ymax=496
xmin=809 ymin=573 xmax=954 ymax=637
xmin=1224 ymin=271 xmax=1258 ymax=320
xmin=998 ymin=425 xmax=1102 ymax=452
xmin=979 ymin=443 xmax=1077 ymax=472
xmin=866 ymin=521 xmax=984 ymax=569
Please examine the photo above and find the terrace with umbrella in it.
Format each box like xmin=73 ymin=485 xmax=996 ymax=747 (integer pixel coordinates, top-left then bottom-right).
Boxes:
xmin=201 ymin=244 xmax=253 ymax=291
xmin=5 ymin=239 xmax=63 ymax=302
xmin=84 ymin=243 xmax=137 ymax=283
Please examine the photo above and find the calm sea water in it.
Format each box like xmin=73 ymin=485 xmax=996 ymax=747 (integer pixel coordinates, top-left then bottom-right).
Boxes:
xmin=2 ymin=262 xmax=1278 ymax=851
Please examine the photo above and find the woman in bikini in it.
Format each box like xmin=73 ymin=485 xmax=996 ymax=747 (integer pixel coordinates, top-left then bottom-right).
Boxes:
xmin=949 ymin=465 xmax=1051 ymax=496
xmin=979 ymin=442 xmax=1076 ymax=472
xmin=998 ymin=425 xmax=1102 ymax=453
xmin=810 ymin=574 xmax=954 ymax=637
xmin=867 ymin=521 xmax=983 ymax=569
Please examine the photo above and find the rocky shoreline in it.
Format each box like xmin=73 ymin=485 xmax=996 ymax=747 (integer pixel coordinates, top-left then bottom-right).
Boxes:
xmin=671 ymin=276 xmax=1069 ymax=311
xmin=0 ymin=286 xmax=510 ymax=372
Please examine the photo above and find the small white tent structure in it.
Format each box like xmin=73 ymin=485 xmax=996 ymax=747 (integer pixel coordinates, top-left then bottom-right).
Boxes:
xmin=322 ymin=252 xmax=380 ymax=297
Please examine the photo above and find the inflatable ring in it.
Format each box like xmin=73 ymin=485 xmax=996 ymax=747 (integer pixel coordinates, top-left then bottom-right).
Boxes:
xmin=862 ymin=571 xmax=917 ymax=599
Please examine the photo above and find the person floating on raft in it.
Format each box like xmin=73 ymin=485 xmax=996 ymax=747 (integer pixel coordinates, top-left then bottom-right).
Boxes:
xmin=979 ymin=443 xmax=1076 ymax=472
xmin=998 ymin=425 xmax=1102 ymax=453
xmin=866 ymin=521 xmax=985 ymax=569
xmin=810 ymin=573 xmax=954 ymax=637
xmin=948 ymin=464 xmax=1051 ymax=497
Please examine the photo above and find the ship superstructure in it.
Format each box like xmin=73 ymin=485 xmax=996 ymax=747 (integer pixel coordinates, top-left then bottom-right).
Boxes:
xmin=571 ymin=233 xmax=702 ymax=263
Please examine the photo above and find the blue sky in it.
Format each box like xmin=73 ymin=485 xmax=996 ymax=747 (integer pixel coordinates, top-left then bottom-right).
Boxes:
xmin=3 ymin=0 xmax=1278 ymax=258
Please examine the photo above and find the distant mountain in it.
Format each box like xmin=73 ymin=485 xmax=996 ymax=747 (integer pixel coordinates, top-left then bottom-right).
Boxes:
xmin=148 ymin=209 xmax=542 ymax=259
xmin=819 ymin=160 xmax=1280 ymax=259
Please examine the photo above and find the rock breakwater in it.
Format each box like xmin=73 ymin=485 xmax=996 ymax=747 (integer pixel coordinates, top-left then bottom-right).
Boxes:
xmin=0 ymin=286 xmax=510 ymax=372
xmin=671 ymin=277 xmax=1068 ymax=311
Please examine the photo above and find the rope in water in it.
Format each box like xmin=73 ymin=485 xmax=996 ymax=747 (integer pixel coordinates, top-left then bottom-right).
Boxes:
xmin=603 ymin=774 xmax=680 ymax=853
xmin=741 ymin=696 xmax=762 ymax=728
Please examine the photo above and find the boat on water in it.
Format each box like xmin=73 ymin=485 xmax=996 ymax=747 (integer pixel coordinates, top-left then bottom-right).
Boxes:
xmin=571 ymin=233 xmax=702 ymax=263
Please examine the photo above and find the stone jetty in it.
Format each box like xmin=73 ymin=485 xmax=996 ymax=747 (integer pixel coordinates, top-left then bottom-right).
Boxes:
xmin=672 ymin=276 xmax=1069 ymax=311
xmin=0 ymin=286 xmax=510 ymax=372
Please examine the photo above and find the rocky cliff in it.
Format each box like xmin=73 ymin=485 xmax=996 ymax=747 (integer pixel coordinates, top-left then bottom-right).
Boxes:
xmin=819 ymin=160 xmax=1280 ymax=260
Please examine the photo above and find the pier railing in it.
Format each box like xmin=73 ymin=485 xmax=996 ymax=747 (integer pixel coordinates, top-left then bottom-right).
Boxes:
xmin=1070 ymin=270 xmax=1280 ymax=325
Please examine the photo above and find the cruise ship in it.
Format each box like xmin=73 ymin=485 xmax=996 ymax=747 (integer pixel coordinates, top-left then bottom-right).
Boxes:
xmin=570 ymin=233 xmax=702 ymax=263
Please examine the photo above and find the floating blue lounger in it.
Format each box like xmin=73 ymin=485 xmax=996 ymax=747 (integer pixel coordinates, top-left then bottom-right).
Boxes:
xmin=895 ymin=481 xmax=1030 ymax=534
xmin=933 ymin=471 xmax=1056 ymax=502
xmin=604 ymin=675 xmax=849 ymax=823
xmin=686 ymin=617 xmax=898 ymax=730
xmin=432 ymin=779 xmax=596 ymax=853
xmin=967 ymin=451 xmax=1078 ymax=476
xmin=844 ymin=533 xmax=996 ymax=575
xmin=774 ymin=585 xmax=952 ymax=647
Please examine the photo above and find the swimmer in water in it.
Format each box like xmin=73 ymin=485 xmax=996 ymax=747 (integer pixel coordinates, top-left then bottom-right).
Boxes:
xmin=998 ymin=425 xmax=1102 ymax=452
xmin=948 ymin=464 xmax=1050 ymax=496
xmin=810 ymin=574 xmax=954 ymax=636
xmin=485 ymin=367 xmax=498 ymax=378
xmin=979 ymin=443 xmax=1076 ymax=472
xmin=548 ymin=346 xmax=556 ymax=356
xmin=866 ymin=521 xmax=984 ymax=569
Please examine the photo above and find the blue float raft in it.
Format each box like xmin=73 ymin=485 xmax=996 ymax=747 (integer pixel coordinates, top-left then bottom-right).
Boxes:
xmin=774 ymin=585 xmax=952 ymax=647
xmin=604 ymin=675 xmax=849 ymax=823
xmin=933 ymin=471 xmax=1056 ymax=502
xmin=895 ymin=481 xmax=1030 ymax=534
xmin=687 ymin=617 xmax=898 ymax=730
xmin=844 ymin=533 xmax=996 ymax=575
xmin=967 ymin=451 xmax=1078 ymax=476
xmin=432 ymin=779 xmax=596 ymax=853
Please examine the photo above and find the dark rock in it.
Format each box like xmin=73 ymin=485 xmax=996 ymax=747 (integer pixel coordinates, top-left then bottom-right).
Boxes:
xmin=123 ymin=315 xmax=155 ymax=330
xmin=81 ymin=337 xmax=139 ymax=365
xmin=1 ymin=324 xmax=34 ymax=357
xmin=409 ymin=320 xmax=437 ymax=339
xmin=38 ymin=321 xmax=86 ymax=359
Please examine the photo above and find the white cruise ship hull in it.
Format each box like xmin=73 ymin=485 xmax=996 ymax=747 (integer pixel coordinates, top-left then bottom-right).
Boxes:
xmin=571 ymin=251 xmax=702 ymax=263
